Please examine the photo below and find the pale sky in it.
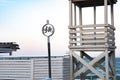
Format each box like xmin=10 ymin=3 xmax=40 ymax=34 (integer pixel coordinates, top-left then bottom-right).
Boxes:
xmin=0 ymin=0 xmax=120 ymax=57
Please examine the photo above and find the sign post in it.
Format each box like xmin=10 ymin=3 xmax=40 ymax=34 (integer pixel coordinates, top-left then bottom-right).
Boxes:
xmin=42 ymin=20 xmax=55 ymax=79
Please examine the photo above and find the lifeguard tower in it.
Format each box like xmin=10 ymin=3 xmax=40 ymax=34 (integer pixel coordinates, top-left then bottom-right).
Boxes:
xmin=68 ymin=0 xmax=117 ymax=80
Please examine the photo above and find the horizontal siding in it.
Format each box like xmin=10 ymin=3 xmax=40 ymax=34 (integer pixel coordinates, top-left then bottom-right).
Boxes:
xmin=33 ymin=57 xmax=64 ymax=80
xmin=63 ymin=56 xmax=70 ymax=80
xmin=0 ymin=60 xmax=32 ymax=80
xmin=0 ymin=56 xmax=70 ymax=80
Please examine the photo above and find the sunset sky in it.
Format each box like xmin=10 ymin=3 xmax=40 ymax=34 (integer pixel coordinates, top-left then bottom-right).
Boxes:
xmin=0 ymin=0 xmax=120 ymax=57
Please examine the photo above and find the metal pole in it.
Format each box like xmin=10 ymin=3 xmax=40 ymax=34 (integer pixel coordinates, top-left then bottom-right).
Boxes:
xmin=9 ymin=52 xmax=12 ymax=56
xmin=42 ymin=20 xmax=54 ymax=79
xmin=47 ymin=36 xmax=52 ymax=78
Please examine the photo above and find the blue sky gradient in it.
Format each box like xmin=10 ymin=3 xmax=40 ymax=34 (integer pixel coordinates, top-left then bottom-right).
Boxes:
xmin=0 ymin=0 xmax=120 ymax=57
xmin=0 ymin=0 xmax=69 ymax=56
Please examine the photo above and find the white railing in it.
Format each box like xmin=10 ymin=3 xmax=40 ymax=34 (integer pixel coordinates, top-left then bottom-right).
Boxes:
xmin=69 ymin=24 xmax=115 ymax=51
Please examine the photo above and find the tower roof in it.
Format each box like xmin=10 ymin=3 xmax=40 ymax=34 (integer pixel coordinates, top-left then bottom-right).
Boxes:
xmin=72 ymin=0 xmax=117 ymax=7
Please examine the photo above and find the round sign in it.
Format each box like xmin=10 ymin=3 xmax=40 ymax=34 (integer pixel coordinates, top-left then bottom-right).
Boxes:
xmin=42 ymin=23 xmax=55 ymax=37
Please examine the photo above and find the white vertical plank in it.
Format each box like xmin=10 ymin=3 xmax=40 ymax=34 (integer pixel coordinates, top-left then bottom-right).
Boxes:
xmin=74 ymin=4 xmax=76 ymax=26
xmin=105 ymin=50 xmax=109 ymax=80
xmin=104 ymin=0 xmax=108 ymax=25
xmin=69 ymin=0 xmax=73 ymax=26
xmin=31 ymin=59 xmax=34 ymax=80
xmin=111 ymin=4 xmax=114 ymax=25
xmin=70 ymin=51 xmax=74 ymax=80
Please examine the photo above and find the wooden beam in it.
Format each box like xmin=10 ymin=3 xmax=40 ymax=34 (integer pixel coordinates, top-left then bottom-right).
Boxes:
xmin=74 ymin=4 xmax=76 ymax=25
xmin=104 ymin=0 xmax=108 ymax=25
xmin=70 ymin=51 xmax=74 ymax=80
xmin=69 ymin=0 xmax=73 ymax=26
xmin=83 ymin=52 xmax=113 ymax=76
xmin=105 ymin=50 xmax=109 ymax=80
xmin=72 ymin=52 xmax=105 ymax=79
xmin=111 ymin=4 xmax=114 ymax=25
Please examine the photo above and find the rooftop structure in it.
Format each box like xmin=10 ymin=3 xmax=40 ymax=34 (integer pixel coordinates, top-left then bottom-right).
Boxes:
xmin=0 ymin=42 xmax=19 ymax=55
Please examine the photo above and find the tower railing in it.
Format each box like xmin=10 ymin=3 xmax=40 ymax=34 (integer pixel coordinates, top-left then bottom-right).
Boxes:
xmin=69 ymin=24 xmax=115 ymax=51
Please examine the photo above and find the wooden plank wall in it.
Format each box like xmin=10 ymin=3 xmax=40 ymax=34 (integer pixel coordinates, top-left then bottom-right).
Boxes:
xmin=0 ymin=56 xmax=70 ymax=80
xmin=33 ymin=56 xmax=70 ymax=80
xmin=63 ymin=56 xmax=70 ymax=80
xmin=0 ymin=60 xmax=32 ymax=80
xmin=34 ymin=57 xmax=64 ymax=80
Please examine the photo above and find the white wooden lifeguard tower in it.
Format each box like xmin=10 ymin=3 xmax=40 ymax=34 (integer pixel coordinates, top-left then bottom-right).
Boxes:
xmin=68 ymin=0 xmax=117 ymax=80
